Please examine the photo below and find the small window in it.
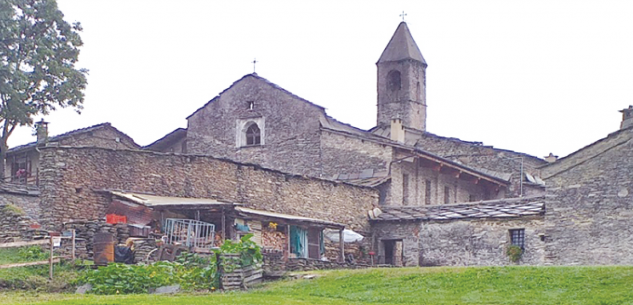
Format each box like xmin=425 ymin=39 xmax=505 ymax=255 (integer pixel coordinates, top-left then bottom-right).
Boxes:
xmin=247 ymin=101 xmax=254 ymax=110
xmin=402 ymin=174 xmax=409 ymax=205
xmin=246 ymin=124 xmax=261 ymax=145
xmin=444 ymin=186 xmax=450 ymax=204
xmin=468 ymin=194 xmax=476 ymax=202
xmin=510 ymin=229 xmax=525 ymax=250
xmin=181 ymin=140 xmax=187 ymax=154
xmin=424 ymin=180 xmax=431 ymax=205
xmin=387 ymin=70 xmax=401 ymax=92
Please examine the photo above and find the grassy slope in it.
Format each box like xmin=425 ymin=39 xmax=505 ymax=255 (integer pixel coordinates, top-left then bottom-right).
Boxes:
xmin=1 ymin=266 xmax=633 ymax=304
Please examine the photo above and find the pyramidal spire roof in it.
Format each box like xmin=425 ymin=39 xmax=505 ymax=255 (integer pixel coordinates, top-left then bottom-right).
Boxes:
xmin=378 ymin=22 xmax=426 ymax=65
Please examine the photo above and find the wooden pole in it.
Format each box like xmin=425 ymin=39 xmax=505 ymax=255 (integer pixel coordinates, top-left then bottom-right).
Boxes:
xmin=287 ymin=224 xmax=291 ymax=261
xmin=221 ymin=209 xmax=226 ymax=242
xmin=49 ymin=236 xmax=53 ymax=280
xmin=71 ymin=229 xmax=76 ymax=263
xmin=339 ymin=229 xmax=344 ymax=263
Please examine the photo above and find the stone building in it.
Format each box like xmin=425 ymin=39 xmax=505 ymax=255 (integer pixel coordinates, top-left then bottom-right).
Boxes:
xmin=2 ymin=21 xmax=633 ymax=268
xmin=4 ymin=122 xmax=139 ymax=185
xmin=142 ymin=22 xmax=551 ymax=266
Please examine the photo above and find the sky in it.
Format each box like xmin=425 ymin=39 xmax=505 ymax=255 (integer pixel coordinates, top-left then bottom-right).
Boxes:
xmin=9 ymin=0 xmax=633 ymax=159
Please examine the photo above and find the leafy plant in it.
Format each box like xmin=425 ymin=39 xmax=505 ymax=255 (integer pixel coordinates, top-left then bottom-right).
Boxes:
xmin=18 ymin=246 xmax=49 ymax=261
xmin=506 ymin=245 xmax=523 ymax=263
xmin=216 ymin=234 xmax=263 ymax=268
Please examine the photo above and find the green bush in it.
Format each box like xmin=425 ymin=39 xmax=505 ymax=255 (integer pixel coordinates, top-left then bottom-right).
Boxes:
xmin=78 ymin=235 xmax=263 ymax=295
xmin=506 ymin=245 xmax=523 ymax=262
xmin=18 ymin=246 xmax=49 ymax=261
xmin=78 ymin=253 xmax=218 ymax=294
xmin=217 ymin=234 xmax=263 ymax=268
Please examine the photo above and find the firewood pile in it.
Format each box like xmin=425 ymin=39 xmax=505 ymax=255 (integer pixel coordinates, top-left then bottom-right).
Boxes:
xmin=261 ymin=227 xmax=286 ymax=251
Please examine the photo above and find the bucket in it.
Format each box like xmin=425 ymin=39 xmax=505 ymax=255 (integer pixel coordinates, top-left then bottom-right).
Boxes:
xmin=93 ymin=233 xmax=115 ymax=265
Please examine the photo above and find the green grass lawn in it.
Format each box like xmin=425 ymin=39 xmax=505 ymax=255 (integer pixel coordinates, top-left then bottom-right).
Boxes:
xmin=1 ymin=266 xmax=633 ymax=304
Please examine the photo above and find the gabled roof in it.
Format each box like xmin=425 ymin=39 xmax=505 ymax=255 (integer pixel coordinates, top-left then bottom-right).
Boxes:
xmin=7 ymin=123 xmax=139 ymax=155
xmin=371 ymin=196 xmax=545 ymax=222
xmin=540 ymin=126 xmax=633 ymax=179
xmin=378 ymin=22 xmax=426 ymax=65
xmin=144 ymin=128 xmax=187 ymax=152
xmin=187 ymin=73 xmax=325 ymax=120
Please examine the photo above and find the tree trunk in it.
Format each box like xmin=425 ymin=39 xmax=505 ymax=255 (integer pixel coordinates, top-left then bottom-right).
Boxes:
xmin=0 ymin=139 xmax=7 ymax=182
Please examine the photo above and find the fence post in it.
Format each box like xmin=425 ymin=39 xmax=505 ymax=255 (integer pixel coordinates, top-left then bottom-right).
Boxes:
xmin=49 ymin=236 xmax=53 ymax=280
xmin=71 ymin=229 xmax=76 ymax=263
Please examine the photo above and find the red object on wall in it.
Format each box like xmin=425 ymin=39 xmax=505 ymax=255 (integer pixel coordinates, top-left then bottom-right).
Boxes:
xmin=106 ymin=214 xmax=127 ymax=224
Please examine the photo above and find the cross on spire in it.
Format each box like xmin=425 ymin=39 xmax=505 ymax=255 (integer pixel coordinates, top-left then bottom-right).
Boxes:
xmin=252 ymin=58 xmax=258 ymax=73
xmin=400 ymin=11 xmax=407 ymax=22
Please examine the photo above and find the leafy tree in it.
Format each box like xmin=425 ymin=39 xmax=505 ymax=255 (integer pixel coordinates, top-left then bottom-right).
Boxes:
xmin=0 ymin=0 xmax=87 ymax=178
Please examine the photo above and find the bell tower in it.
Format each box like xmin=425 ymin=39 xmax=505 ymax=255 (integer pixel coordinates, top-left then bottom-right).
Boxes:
xmin=377 ymin=22 xmax=427 ymax=131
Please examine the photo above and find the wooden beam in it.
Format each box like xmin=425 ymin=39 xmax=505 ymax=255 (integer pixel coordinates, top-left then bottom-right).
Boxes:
xmin=339 ymin=229 xmax=345 ymax=263
xmin=0 ymin=258 xmax=60 ymax=269
xmin=0 ymin=239 xmax=48 ymax=248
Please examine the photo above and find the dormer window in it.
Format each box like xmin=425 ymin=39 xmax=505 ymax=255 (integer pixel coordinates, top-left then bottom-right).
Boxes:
xmin=245 ymin=123 xmax=261 ymax=145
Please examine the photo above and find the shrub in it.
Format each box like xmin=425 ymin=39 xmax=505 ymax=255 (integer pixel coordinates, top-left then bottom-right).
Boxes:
xmin=217 ymin=233 xmax=262 ymax=267
xmin=506 ymin=245 xmax=523 ymax=263
xmin=18 ymin=246 xmax=49 ymax=261
xmin=79 ymin=253 xmax=218 ymax=294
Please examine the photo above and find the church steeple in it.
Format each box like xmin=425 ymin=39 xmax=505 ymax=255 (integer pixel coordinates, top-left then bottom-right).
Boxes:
xmin=377 ymin=22 xmax=427 ymax=131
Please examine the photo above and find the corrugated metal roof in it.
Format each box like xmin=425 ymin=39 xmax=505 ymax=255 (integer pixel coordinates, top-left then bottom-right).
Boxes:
xmin=235 ymin=207 xmax=344 ymax=229
xmin=110 ymin=191 xmax=343 ymax=228
xmin=371 ymin=196 xmax=545 ymax=222
xmin=110 ymin=191 xmax=233 ymax=207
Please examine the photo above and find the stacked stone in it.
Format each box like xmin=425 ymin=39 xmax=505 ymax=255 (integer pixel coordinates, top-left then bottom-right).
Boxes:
xmin=132 ymin=238 xmax=158 ymax=263
xmin=114 ymin=223 xmax=129 ymax=244
xmin=63 ymin=220 xmax=129 ymax=259
xmin=0 ymin=204 xmax=33 ymax=243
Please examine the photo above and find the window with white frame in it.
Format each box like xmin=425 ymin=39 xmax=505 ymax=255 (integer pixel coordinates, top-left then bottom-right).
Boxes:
xmin=236 ymin=117 xmax=265 ymax=147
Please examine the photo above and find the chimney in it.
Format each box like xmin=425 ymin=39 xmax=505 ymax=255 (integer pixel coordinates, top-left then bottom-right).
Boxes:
xmin=544 ymin=153 xmax=558 ymax=163
xmin=34 ymin=119 xmax=49 ymax=146
xmin=390 ymin=118 xmax=405 ymax=143
xmin=620 ymin=106 xmax=633 ymax=130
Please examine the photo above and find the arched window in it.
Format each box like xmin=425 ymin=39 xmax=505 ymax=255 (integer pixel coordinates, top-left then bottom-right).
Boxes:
xmin=246 ymin=123 xmax=261 ymax=145
xmin=387 ymin=70 xmax=401 ymax=91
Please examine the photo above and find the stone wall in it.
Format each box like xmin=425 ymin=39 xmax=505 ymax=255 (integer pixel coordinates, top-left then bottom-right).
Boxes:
xmin=0 ymin=204 xmax=38 ymax=243
xmin=543 ymin=133 xmax=633 ymax=265
xmin=371 ymin=221 xmax=421 ymax=266
xmin=39 ymin=147 xmax=379 ymax=232
xmin=263 ymin=252 xmax=368 ymax=276
xmin=62 ymin=221 xmax=130 ymax=259
xmin=0 ymin=185 xmax=40 ymax=221
xmin=187 ymin=75 xmax=324 ymax=177
xmin=419 ymin=218 xmax=545 ymax=266
xmin=320 ymin=131 xmax=392 ymax=177
xmin=372 ymin=216 xmax=545 ymax=267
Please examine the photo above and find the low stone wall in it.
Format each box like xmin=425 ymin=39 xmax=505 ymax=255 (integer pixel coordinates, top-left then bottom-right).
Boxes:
xmin=0 ymin=184 xmax=41 ymax=221
xmin=263 ymin=252 xmax=369 ymax=276
xmin=0 ymin=203 xmax=41 ymax=243
xmin=62 ymin=220 xmax=130 ymax=259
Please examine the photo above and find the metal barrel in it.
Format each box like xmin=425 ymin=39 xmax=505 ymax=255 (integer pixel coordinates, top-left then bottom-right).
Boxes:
xmin=93 ymin=233 xmax=115 ymax=265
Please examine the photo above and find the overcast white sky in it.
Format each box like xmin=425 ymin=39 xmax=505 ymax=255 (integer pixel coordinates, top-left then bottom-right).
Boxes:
xmin=9 ymin=0 xmax=633 ymax=159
